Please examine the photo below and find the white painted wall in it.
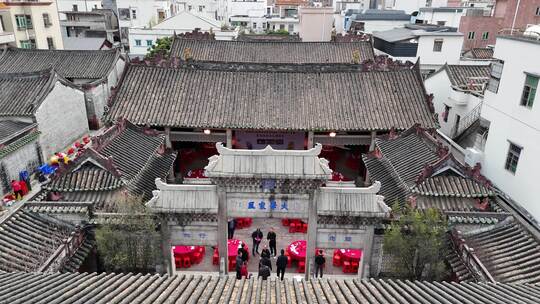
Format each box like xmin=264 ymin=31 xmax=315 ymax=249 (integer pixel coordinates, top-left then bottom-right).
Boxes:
xmin=362 ymin=20 xmax=409 ymax=34
xmin=425 ymin=69 xmax=483 ymax=137
xmin=117 ymin=0 xmax=175 ymax=29
xmin=35 ymin=81 xmax=88 ymax=159
xmin=177 ymin=0 xmax=222 ymax=21
xmin=480 ymin=37 xmax=540 ymax=221
xmin=417 ymin=34 xmax=462 ymax=69
xmin=0 ymin=139 xmax=41 ymax=196
xmin=381 ymin=0 xmax=448 ymax=14
xmin=416 ymin=9 xmax=464 ymax=27
xmin=57 ymin=0 xmax=103 ymax=15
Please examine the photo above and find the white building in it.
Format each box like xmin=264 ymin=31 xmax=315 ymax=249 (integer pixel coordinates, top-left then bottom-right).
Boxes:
xmin=56 ymin=0 xmax=103 ymax=15
xmin=342 ymin=9 xmax=411 ymax=34
xmin=227 ymin=0 xmax=267 ymax=32
xmin=0 ymin=0 xmax=64 ymax=49
xmin=299 ymin=7 xmax=332 ymax=42
xmin=373 ymin=24 xmax=463 ymax=73
xmin=379 ymin=0 xmax=448 ymax=14
xmin=424 ymin=64 xmax=490 ymax=139
xmin=129 ymin=11 xmax=238 ymax=58
xmin=177 ymin=0 xmax=224 ymax=21
xmin=0 ymin=5 xmax=15 ymax=48
xmin=478 ymin=35 xmax=540 ymax=222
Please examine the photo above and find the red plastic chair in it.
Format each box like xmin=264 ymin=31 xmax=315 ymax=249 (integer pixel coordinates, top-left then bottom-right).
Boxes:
xmin=289 ymin=222 xmax=297 ymax=233
xmin=174 ymin=256 xmax=182 ymax=268
xmin=182 ymin=256 xmax=192 ymax=268
xmin=282 ymin=219 xmax=290 ymax=226
xmin=197 ymin=246 xmax=206 ymax=255
xmin=192 ymin=252 xmax=203 ymax=264
xmin=229 ymin=258 xmax=236 ymax=270
xmin=212 ymin=249 xmax=219 ymax=265
xmin=333 ymin=251 xmax=342 ymax=267
xmin=298 ymin=261 xmax=306 ymax=273
xmin=351 ymin=261 xmax=360 ymax=272
xmin=302 ymin=223 xmax=308 ymax=233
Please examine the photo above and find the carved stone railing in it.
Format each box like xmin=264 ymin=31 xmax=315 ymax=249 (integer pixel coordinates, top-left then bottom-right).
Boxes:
xmin=38 ymin=225 xmax=87 ymax=273
xmin=449 ymin=229 xmax=496 ymax=283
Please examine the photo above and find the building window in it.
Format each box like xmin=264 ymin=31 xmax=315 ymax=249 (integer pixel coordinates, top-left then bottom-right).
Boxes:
xmin=119 ymin=8 xmax=131 ymax=20
xmin=43 ymin=13 xmax=52 ymax=27
xmin=288 ymin=24 xmax=293 ymax=32
xmin=47 ymin=37 xmax=54 ymax=49
xmin=536 ymin=7 xmax=540 ymax=16
xmin=482 ymin=32 xmax=489 ymax=40
xmin=437 ymin=21 xmax=446 ymax=26
xmin=15 ymin=15 xmax=32 ymax=30
xmin=505 ymin=142 xmax=521 ymax=174
xmin=279 ymin=24 xmax=285 ymax=30
xmin=73 ymin=4 xmax=78 ymax=11
xmin=442 ymin=105 xmax=451 ymax=122
xmin=20 ymin=39 xmax=35 ymax=49
xmin=188 ymin=5 xmax=192 ymax=11
xmin=135 ymin=39 xmax=142 ymax=46
xmin=146 ymin=39 xmax=152 ymax=46
xmin=468 ymin=31 xmax=475 ymax=40
xmin=253 ymin=22 xmax=257 ymax=29
xmin=433 ymin=39 xmax=443 ymax=52
xmin=520 ymin=74 xmax=538 ymax=108
xmin=131 ymin=9 xmax=137 ymax=19
xmin=487 ymin=60 xmax=504 ymax=93
xmin=198 ymin=5 xmax=204 ymax=12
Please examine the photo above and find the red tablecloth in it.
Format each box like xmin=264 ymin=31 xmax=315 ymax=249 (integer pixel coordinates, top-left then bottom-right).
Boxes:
xmin=227 ymin=239 xmax=248 ymax=259
xmin=288 ymin=240 xmax=307 ymax=260
xmin=173 ymin=246 xmax=196 ymax=256
xmin=339 ymin=249 xmax=362 ymax=262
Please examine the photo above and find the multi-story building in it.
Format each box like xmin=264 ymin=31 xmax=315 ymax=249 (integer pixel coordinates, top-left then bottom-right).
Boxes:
xmin=61 ymin=9 xmax=120 ymax=50
xmin=341 ymin=9 xmax=410 ymax=34
xmin=476 ymin=35 xmax=540 ymax=222
xmin=0 ymin=0 xmax=63 ymax=49
xmin=379 ymin=0 xmax=448 ymax=14
xmin=102 ymin=0 xmax=179 ymax=50
xmin=57 ymin=0 xmax=103 ymax=13
xmin=372 ymin=24 xmax=463 ymax=74
xmin=0 ymin=4 xmax=15 ymax=47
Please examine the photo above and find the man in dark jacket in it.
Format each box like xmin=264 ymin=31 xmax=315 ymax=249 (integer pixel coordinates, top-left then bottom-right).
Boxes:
xmin=235 ymin=250 xmax=243 ymax=279
xmin=259 ymin=255 xmax=272 ymax=271
xmin=267 ymin=228 xmax=277 ymax=257
xmin=251 ymin=228 xmax=263 ymax=256
xmin=258 ymin=264 xmax=271 ymax=280
xmin=228 ymin=219 xmax=236 ymax=239
xmin=314 ymin=250 xmax=325 ymax=278
xmin=240 ymin=243 xmax=249 ymax=262
xmin=276 ymin=249 xmax=288 ymax=281
xmin=261 ymin=245 xmax=271 ymax=259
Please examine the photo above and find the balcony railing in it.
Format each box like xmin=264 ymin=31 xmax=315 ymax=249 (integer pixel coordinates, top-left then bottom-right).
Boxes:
xmin=450 ymin=101 xmax=483 ymax=139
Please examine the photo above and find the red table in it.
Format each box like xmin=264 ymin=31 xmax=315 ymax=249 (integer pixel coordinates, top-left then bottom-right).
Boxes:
xmin=227 ymin=239 xmax=247 ymax=258
xmin=288 ymin=240 xmax=307 ymax=260
xmin=173 ymin=245 xmax=196 ymax=256
xmin=339 ymin=249 xmax=362 ymax=262
xmin=173 ymin=245 xmax=204 ymax=268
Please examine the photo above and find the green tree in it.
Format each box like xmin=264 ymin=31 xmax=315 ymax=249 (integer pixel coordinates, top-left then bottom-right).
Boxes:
xmin=95 ymin=196 xmax=161 ymax=273
xmin=145 ymin=36 xmax=173 ymax=60
xmin=383 ymin=205 xmax=448 ymax=280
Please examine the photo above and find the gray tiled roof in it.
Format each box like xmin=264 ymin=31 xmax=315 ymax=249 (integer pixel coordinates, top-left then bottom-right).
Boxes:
xmin=1 ymin=273 xmax=540 ymax=303
xmin=0 ymin=208 xmax=74 ymax=272
xmin=412 ymin=175 xmax=494 ymax=197
xmin=461 ymin=217 xmax=540 ymax=284
xmin=445 ymin=65 xmax=491 ymax=88
xmin=107 ymin=64 xmax=436 ymax=131
xmin=0 ymin=70 xmax=55 ymax=116
xmin=170 ymin=37 xmax=375 ymax=63
xmin=0 ymin=120 xmax=34 ymax=144
xmin=42 ymin=120 xmax=176 ymax=209
xmin=0 ymin=48 xmax=120 ymax=79
xmin=471 ymin=48 xmax=494 ymax=59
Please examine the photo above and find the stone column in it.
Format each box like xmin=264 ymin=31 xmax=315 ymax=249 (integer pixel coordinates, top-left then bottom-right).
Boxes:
xmin=226 ymin=129 xmax=233 ymax=148
xmin=369 ymin=131 xmax=377 ymax=151
xmin=307 ymin=131 xmax=314 ymax=149
xmin=160 ymin=216 xmax=173 ymax=275
xmin=305 ymin=190 xmax=318 ymax=280
xmin=217 ymin=189 xmax=229 ymax=275
xmin=165 ymin=127 xmax=172 ymax=149
xmin=361 ymin=225 xmax=374 ymax=278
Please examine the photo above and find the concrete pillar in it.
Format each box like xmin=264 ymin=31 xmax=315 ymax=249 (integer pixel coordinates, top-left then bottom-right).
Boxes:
xmin=307 ymin=131 xmax=314 ymax=149
xmin=160 ymin=216 xmax=173 ymax=275
xmin=305 ymin=190 xmax=318 ymax=280
xmin=369 ymin=131 xmax=377 ymax=151
xmin=165 ymin=127 xmax=172 ymax=149
xmin=362 ymin=225 xmax=374 ymax=278
xmin=226 ymin=129 xmax=232 ymax=148
xmin=217 ymin=189 xmax=229 ymax=275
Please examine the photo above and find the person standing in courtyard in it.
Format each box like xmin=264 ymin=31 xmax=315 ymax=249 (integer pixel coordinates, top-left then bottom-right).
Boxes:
xmin=259 ymin=253 xmax=272 ymax=271
xmin=228 ymin=218 xmax=236 ymax=239
xmin=261 ymin=244 xmax=271 ymax=259
xmin=276 ymin=249 xmax=288 ymax=281
xmin=240 ymin=243 xmax=249 ymax=263
xmin=251 ymin=228 xmax=263 ymax=256
xmin=267 ymin=227 xmax=277 ymax=257
xmin=235 ymin=250 xmax=243 ymax=280
xmin=314 ymin=250 xmax=326 ymax=278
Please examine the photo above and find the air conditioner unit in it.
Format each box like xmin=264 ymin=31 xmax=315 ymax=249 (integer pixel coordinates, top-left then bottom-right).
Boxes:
xmin=464 ymin=147 xmax=483 ymax=167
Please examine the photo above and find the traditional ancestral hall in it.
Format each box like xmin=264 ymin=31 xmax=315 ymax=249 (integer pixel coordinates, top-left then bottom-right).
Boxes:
xmin=0 ymin=48 xmax=125 ymax=129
